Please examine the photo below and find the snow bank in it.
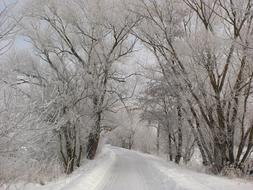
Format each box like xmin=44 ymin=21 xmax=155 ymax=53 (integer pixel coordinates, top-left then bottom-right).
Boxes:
xmin=151 ymin=158 xmax=253 ymax=190
xmin=60 ymin=146 xmax=115 ymax=190
xmin=132 ymin=149 xmax=253 ymax=190
xmin=2 ymin=145 xmax=115 ymax=190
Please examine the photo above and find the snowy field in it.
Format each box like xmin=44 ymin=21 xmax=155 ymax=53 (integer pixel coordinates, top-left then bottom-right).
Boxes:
xmin=4 ymin=145 xmax=253 ymax=190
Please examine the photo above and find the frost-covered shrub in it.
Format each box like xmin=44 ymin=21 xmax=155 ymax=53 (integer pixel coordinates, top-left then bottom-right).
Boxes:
xmin=221 ymin=165 xmax=244 ymax=178
xmin=0 ymin=155 xmax=63 ymax=185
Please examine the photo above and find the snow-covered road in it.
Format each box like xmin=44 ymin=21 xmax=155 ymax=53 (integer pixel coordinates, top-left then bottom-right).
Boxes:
xmin=97 ymin=147 xmax=172 ymax=190
xmin=9 ymin=146 xmax=253 ymax=190
xmin=93 ymin=146 xmax=253 ymax=190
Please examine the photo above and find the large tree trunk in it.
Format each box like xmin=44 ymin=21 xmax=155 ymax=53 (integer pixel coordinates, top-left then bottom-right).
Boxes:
xmin=86 ymin=109 xmax=102 ymax=160
xmin=86 ymin=133 xmax=100 ymax=160
xmin=59 ymin=122 xmax=80 ymax=174
xmin=212 ymin=135 xmax=227 ymax=174
xmin=168 ymin=132 xmax=173 ymax=161
xmin=229 ymin=56 xmax=246 ymax=164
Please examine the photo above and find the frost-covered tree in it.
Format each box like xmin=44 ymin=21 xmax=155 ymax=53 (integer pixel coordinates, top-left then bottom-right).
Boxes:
xmin=133 ymin=0 xmax=253 ymax=174
xmin=139 ymin=70 xmax=194 ymax=163
xmin=0 ymin=1 xmax=24 ymax=185
xmin=7 ymin=0 xmax=140 ymax=175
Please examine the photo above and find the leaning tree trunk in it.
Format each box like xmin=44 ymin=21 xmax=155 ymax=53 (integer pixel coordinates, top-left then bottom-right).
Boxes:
xmin=183 ymin=138 xmax=195 ymax=164
xmin=187 ymin=102 xmax=213 ymax=166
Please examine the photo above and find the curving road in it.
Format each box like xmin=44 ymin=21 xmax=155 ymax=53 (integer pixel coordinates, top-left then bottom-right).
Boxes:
xmin=58 ymin=146 xmax=252 ymax=190
xmin=9 ymin=146 xmax=252 ymax=190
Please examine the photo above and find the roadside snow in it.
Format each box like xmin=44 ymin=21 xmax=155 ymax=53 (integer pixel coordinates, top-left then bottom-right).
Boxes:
xmin=60 ymin=146 xmax=115 ymax=190
xmin=2 ymin=145 xmax=115 ymax=190
xmin=148 ymin=155 xmax=253 ymax=190
xmin=3 ymin=146 xmax=253 ymax=190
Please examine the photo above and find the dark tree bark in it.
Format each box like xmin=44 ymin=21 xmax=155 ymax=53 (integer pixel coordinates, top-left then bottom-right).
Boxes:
xmin=59 ymin=122 xmax=80 ymax=174
xmin=156 ymin=124 xmax=160 ymax=155
xmin=86 ymin=107 xmax=102 ymax=160
xmin=76 ymin=145 xmax=82 ymax=167
xmin=168 ymin=132 xmax=173 ymax=161
xmin=86 ymin=132 xmax=100 ymax=160
xmin=175 ymin=105 xmax=183 ymax=164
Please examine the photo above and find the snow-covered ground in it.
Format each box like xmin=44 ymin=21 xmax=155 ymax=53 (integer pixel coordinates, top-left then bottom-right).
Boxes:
xmin=4 ymin=145 xmax=253 ymax=190
xmin=3 ymin=146 xmax=115 ymax=190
